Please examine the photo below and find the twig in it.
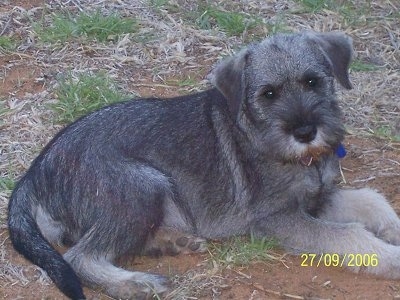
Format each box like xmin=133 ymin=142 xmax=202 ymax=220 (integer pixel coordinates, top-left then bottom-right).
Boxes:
xmin=253 ymin=283 xmax=332 ymax=300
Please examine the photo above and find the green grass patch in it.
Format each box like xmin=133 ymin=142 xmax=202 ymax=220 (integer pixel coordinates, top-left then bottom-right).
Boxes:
xmin=350 ymin=60 xmax=381 ymax=72
xmin=52 ymin=72 xmax=131 ymax=123
xmin=296 ymin=0 xmax=361 ymax=14
xmin=35 ymin=11 xmax=138 ymax=43
xmin=149 ymin=2 xmax=269 ymax=39
xmin=0 ymin=164 xmax=18 ymax=192
xmin=177 ymin=77 xmax=197 ymax=87
xmin=196 ymin=6 xmax=259 ymax=36
xmin=75 ymin=11 xmax=138 ymax=42
xmin=373 ymin=125 xmax=400 ymax=142
xmin=209 ymin=235 xmax=277 ymax=267
xmin=295 ymin=0 xmax=370 ymax=26
xmin=34 ymin=13 xmax=76 ymax=43
xmin=0 ymin=175 xmax=15 ymax=191
xmin=0 ymin=36 xmax=16 ymax=51
xmin=296 ymin=0 xmax=327 ymax=13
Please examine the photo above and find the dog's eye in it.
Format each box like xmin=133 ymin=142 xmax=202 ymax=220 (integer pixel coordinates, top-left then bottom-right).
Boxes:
xmin=261 ymin=85 xmax=279 ymax=100
xmin=305 ymin=78 xmax=319 ymax=88
xmin=264 ymin=90 xmax=275 ymax=99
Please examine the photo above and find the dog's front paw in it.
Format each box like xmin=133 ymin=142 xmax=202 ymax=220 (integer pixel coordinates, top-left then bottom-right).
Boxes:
xmin=362 ymin=245 xmax=400 ymax=280
xmin=144 ymin=227 xmax=207 ymax=257
xmin=106 ymin=274 xmax=170 ymax=300
xmin=376 ymin=223 xmax=400 ymax=246
xmin=175 ymin=235 xmax=208 ymax=254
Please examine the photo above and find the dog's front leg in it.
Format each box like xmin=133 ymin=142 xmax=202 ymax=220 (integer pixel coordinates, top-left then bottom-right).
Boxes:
xmin=251 ymin=210 xmax=400 ymax=279
xmin=318 ymin=188 xmax=400 ymax=245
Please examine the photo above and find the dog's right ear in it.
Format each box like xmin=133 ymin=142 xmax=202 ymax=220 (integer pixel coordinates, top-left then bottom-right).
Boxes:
xmin=210 ymin=49 xmax=249 ymax=117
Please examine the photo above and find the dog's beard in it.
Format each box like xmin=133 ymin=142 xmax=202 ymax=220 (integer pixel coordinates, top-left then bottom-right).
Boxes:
xmin=281 ymin=130 xmax=337 ymax=165
xmin=297 ymin=145 xmax=333 ymax=166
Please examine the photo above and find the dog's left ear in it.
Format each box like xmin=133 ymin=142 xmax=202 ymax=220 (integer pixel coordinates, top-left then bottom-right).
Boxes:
xmin=210 ymin=48 xmax=250 ymax=117
xmin=308 ymin=32 xmax=353 ymax=89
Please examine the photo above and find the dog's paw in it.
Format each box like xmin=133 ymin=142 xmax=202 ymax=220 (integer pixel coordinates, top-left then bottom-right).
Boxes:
xmin=144 ymin=227 xmax=207 ymax=257
xmin=106 ymin=274 xmax=170 ymax=300
xmin=376 ymin=224 xmax=400 ymax=246
xmin=174 ymin=235 xmax=208 ymax=254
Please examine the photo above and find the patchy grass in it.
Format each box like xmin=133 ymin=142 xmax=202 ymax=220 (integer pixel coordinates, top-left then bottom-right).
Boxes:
xmin=34 ymin=13 xmax=76 ymax=43
xmin=209 ymin=235 xmax=278 ymax=268
xmin=34 ymin=11 xmax=138 ymax=43
xmin=350 ymin=60 xmax=381 ymax=72
xmin=52 ymin=72 xmax=132 ymax=123
xmin=295 ymin=0 xmax=370 ymax=26
xmin=372 ymin=126 xmax=400 ymax=142
xmin=0 ymin=176 xmax=15 ymax=191
xmin=296 ymin=0 xmax=369 ymax=15
xmin=0 ymin=36 xmax=16 ymax=51
xmin=296 ymin=0 xmax=328 ymax=13
xmin=176 ymin=77 xmax=197 ymax=87
xmin=0 ymin=174 xmax=14 ymax=224
xmin=73 ymin=11 xmax=138 ymax=42
xmin=153 ymin=2 xmax=263 ymax=37
xmin=196 ymin=6 xmax=259 ymax=36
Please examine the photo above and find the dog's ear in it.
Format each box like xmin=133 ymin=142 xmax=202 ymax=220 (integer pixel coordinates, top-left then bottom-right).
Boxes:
xmin=308 ymin=32 xmax=353 ymax=89
xmin=210 ymin=49 xmax=249 ymax=117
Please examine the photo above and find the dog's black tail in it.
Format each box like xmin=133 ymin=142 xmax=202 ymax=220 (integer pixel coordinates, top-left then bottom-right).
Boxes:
xmin=7 ymin=178 xmax=85 ymax=300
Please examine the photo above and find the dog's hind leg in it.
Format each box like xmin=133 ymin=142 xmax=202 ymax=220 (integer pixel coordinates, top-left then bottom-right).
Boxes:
xmin=318 ymin=188 xmax=400 ymax=245
xmin=62 ymin=208 xmax=171 ymax=299
xmin=64 ymin=247 xmax=169 ymax=299
xmin=62 ymin=163 xmax=173 ymax=299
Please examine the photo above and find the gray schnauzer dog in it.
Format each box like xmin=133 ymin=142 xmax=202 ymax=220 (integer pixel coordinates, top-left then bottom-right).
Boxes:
xmin=8 ymin=31 xmax=400 ymax=300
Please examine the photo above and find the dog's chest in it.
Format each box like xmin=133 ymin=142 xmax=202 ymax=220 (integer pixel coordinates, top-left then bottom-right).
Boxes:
xmin=255 ymin=157 xmax=340 ymax=212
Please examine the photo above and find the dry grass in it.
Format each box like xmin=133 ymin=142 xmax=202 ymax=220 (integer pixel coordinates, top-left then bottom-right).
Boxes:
xmin=0 ymin=0 xmax=399 ymax=298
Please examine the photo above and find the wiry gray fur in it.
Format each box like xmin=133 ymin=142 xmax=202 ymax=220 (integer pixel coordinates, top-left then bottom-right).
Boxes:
xmin=8 ymin=31 xmax=400 ymax=300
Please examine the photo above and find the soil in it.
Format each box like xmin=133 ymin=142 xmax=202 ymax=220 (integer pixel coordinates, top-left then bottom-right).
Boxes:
xmin=1 ymin=1 xmax=399 ymax=300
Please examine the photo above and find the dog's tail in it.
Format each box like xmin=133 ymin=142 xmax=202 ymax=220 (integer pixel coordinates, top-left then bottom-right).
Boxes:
xmin=7 ymin=178 xmax=86 ymax=300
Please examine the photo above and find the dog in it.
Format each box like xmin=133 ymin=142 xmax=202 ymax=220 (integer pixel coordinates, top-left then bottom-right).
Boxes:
xmin=8 ymin=31 xmax=400 ymax=300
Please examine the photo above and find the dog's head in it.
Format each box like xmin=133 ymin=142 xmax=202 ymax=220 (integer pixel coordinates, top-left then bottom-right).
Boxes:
xmin=211 ymin=31 xmax=352 ymax=164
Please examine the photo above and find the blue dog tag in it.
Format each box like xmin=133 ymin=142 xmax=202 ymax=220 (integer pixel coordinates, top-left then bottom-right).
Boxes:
xmin=335 ymin=143 xmax=346 ymax=158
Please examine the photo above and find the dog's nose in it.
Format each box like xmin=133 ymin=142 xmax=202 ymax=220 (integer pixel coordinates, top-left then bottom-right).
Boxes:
xmin=293 ymin=125 xmax=317 ymax=143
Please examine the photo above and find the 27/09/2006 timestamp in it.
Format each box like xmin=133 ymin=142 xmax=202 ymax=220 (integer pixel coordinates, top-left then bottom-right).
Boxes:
xmin=300 ymin=253 xmax=378 ymax=267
